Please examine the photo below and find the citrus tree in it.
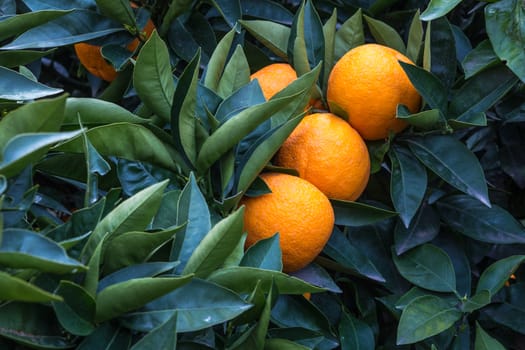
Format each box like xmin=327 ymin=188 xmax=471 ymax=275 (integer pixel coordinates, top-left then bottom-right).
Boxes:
xmin=1 ymin=0 xmax=525 ymax=349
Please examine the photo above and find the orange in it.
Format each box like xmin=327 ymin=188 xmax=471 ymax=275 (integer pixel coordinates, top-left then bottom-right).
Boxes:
xmin=74 ymin=3 xmax=155 ymax=82
xmin=240 ymin=172 xmax=334 ymax=273
xmin=274 ymin=112 xmax=370 ymax=201
xmin=327 ymin=43 xmax=421 ymax=140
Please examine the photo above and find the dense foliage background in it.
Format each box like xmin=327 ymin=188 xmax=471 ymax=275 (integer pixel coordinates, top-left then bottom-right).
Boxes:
xmin=1 ymin=0 xmax=525 ymax=349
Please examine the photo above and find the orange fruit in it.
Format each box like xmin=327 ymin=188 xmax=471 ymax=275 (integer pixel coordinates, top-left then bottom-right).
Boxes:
xmin=74 ymin=3 xmax=155 ymax=81
xmin=250 ymin=63 xmax=298 ymax=100
xmin=274 ymin=112 xmax=370 ymax=201
xmin=240 ymin=172 xmax=334 ymax=273
xmin=327 ymin=43 xmax=421 ymax=140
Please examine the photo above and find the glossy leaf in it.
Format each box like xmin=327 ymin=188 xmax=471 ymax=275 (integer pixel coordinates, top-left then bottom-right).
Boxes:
xmin=209 ymin=0 xmax=241 ymax=28
xmin=80 ymin=180 xmax=168 ymax=262
xmin=95 ymin=274 xmax=193 ymax=322
xmin=0 ymin=271 xmax=62 ymax=302
xmin=120 ymin=278 xmax=252 ymax=333
xmin=0 ymin=66 xmax=63 ymax=100
xmin=52 ymin=281 xmax=96 ymax=336
xmin=271 ymin=294 xmax=332 ymax=335
xmin=363 ymin=15 xmax=406 ymax=53
xmin=397 ymin=295 xmax=462 ymax=345
xmin=475 ymin=322 xmax=506 ymax=350
xmin=0 ymin=9 xmax=70 ymax=41
xmin=183 ymin=207 xmax=244 ymax=278
xmin=389 ymin=145 xmax=427 ymax=227
xmin=0 ymin=228 xmax=87 ymax=274
xmin=476 ymin=255 xmax=525 ymax=296
xmin=461 ymin=40 xmax=500 ymax=79
xmin=485 ymin=0 xmax=525 ymax=82
xmin=437 ymin=194 xmax=525 ymax=244
xmin=334 ymin=8 xmax=364 ymax=60
xmin=394 ymin=204 xmax=440 ymax=255
xmin=430 ymin=17 xmax=456 ymax=89
xmin=134 ymin=30 xmax=175 ymax=123
xmin=240 ymin=233 xmax=283 ymax=271
xmin=393 ymin=244 xmax=457 ymax=293
xmin=332 ymin=200 xmax=397 ymax=227
xmin=130 ymin=312 xmax=178 ymax=350
xmin=420 ymin=0 xmax=462 ymax=21
xmin=339 ymin=311 xmax=375 ymax=350
xmin=405 ymin=135 xmax=490 ymax=206
xmin=399 ymin=62 xmax=447 ymax=111
xmin=208 ymin=266 xmax=325 ymax=294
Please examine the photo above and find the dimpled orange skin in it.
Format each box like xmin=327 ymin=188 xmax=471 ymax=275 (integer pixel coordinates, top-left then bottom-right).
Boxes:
xmin=274 ymin=113 xmax=370 ymax=201
xmin=250 ymin=63 xmax=298 ymax=100
xmin=240 ymin=172 xmax=335 ymax=273
xmin=327 ymin=43 xmax=421 ymax=140
xmin=74 ymin=5 xmax=155 ymax=82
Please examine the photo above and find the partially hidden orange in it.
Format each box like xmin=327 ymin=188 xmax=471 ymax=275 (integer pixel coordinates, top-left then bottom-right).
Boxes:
xmin=327 ymin=43 xmax=421 ymax=140
xmin=274 ymin=112 xmax=370 ymax=201
xmin=74 ymin=3 xmax=155 ymax=82
xmin=240 ymin=172 xmax=335 ymax=273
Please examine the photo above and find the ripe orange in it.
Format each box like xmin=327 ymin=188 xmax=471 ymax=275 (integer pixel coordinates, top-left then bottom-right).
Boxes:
xmin=327 ymin=43 xmax=421 ymax=140
xmin=274 ymin=112 xmax=370 ymax=201
xmin=74 ymin=3 xmax=155 ymax=82
xmin=240 ymin=172 xmax=334 ymax=273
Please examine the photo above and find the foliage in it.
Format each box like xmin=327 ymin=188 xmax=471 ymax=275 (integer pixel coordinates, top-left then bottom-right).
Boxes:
xmin=1 ymin=0 xmax=525 ymax=349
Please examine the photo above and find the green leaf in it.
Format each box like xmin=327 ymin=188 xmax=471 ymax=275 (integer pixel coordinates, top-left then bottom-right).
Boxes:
xmin=482 ymin=302 xmax=525 ymax=335
xmin=394 ymin=204 xmax=440 ymax=255
xmin=95 ymin=274 xmax=193 ymax=323
xmin=80 ymin=180 xmax=169 ymax=263
xmin=52 ymin=281 xmax=96 ymax=336
xmin=393 ymin=244 xmax=457 ymax=293
xmin=449 ymin=64 xmax=518 ymax=122
xmin=420 ymin=0 xmax=462 ymax=21
xmin=331 ymin=200 xmax=397 ymax=227
xmin=171 ymin=173 xmax=211 ymax=273
xmin=171 ymin=49 xmax=201 ymax=170
xmin=240 ymin=20 xmax=290 ymax=60
xmin=216 ymin=45 xmax=250 ymax=99
xmin=287 ymin=1 xmax=308 ymax=76
xmin=405 ymin=135 xmax=490 ymax=206
xmin=397 ymin=295 xmax=462 ymax=345
xmin=436 ymin=194 xmax=525 ymax=244
xmin=77 ymin=322 xmax=129 ymax=350
xmin=322 ymin=9 xmax=337 ymax=92
xmin=334 ymin=9 xmax=364 ymax=61
xmin=399 ymin=62 xmax=447 ymax=111
xmin=63 ymin=97 xmax=149 ymax=127
xmin=461 ymin=40 xmax=500 ymax=79
xmin=271 ymin=295 xmax=332 ymax=335
xmin=476 ymin=255 xmax=525 ymax=296
xmin=406 ymin=10 xmax=423 ymax=63
xmin=363 ymin=15 xmax=406 ymax=54
xmin=475 ymin=322 xmax=506 ymax=350
xmin=203 ymin=28 xmax=236 ymax=92
xmin=0 ymin=9 xmax=71 ymax=41
xmin=183 ymin=206 xmax=245 ymax=278
xmin=130 ymin=311 xmax=178 ymax=350
xmin=120 ymin=278 xmax=252 ymax=333
xmin=396 ymin=106 xmax=448 ymax=131
xmin=208 ymin=266 xmax=325 ymax=294
xmin=430 ymin=17 xmax=456 ymax=90
xmin=95 ymin=0 xmax=136 ymax=28
xmin=208 ymin=0 xmax=241 ymax=28
xmin=0 ymin=228 xmax=87 ymax=274
xmin=55 ymin=123 xmax=180 ymax=172
xmin=134 ymin=30 xmax=175 ymax=122
xmin=339 ymin=311 xmax=375 ymax=350
xmin=264 ymin=338 xmax=310 ymax=350
xmin=0 ymin=271 xmax=62 ymax=302
xmin=103 ymin=226 xmax=183 ymax=274
xmin=485 ymin=0 xmax=525 ymax=82
xmin=241 ymin=233 xmax=283 ymax=271
xmin=0 ymin=94 xmax=66 ymax=152
xmin=0 ymin=66 xmax=63 ymax=100
xmin=462 ymin=290 xmax=491 ymax=313
xmin=98 ymin=261 xmax=180 ymax=291
xmin=0 ymin=48 xmax=57 ymax=68
xmin=389 ymin=145 xmax=427 ymax=227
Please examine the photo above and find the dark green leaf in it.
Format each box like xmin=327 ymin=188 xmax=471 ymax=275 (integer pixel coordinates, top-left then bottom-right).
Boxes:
xmin=461 ymin=40 xmax=500 ymax=79
xmin=0 ymin=271 xmax=62 ymax=302
xmin=0 ymin=228 xmax=86 ymax=274
xmin=363 ymin=15 xmax=406 ymax=53
xmin=209 ymin=0 xmax=241 ymax=28
xmin=476 ymin=255 xmax=525 ymax=296
xmin=0 ymin=66 xmax=63 ymax=100
xmin=52 ymin=281 xmax=96 ymax=336
xmin=399 ymin=62 xmax=447 ymax=111
xmin=77 ymin=323 xmax=129 ymax=350
xmin=394 ymin=204 xmax=440 ymax=255
xmin=130 ymin=311 xmax=178 ymax=350
xmin=406 ymin=10 xmax=423 ymax=63
xmin=462 ymin=290 xmax=491 ymax=313
xmin=420 ymin=0 xmax=462 ymax=21
xmin=389 ymin=145 xmax=427 ymax=227
xmin=264 ymin=338 xmax=310 ymax=350
xmin=393 ymin=244 xmax=457 ymax=293
xmin=134 ymin=30 xmax=175 ymax=123
xmin=120 ymin=279 xmax=252 ymax=333
xmin=485 ymin=0 xmax=525 ymax=82
xmin=475 ymin=322 xmax=506 ymax=350
xmin=290 ymin=263 xmax=342 ymax=293
xmin=208 ymin=266 xmax=325 ymax=294
xmin=271 ymin=294 xmax=332 ymax=335
xmin=430 ymin=17 xmax=456 ymax=89
xmin=240 ymin=20 xmax=290 ymax=60
xmin=334 ymin=8 xmax=364 ymax=61
xmin=339 ymin=311 xmax=375 ymax=350
xmin=437 ymin=194 xmax=525 ymax=244
xmin=0 ymin=49 xmax=57 ymax=68
xmin=397 ymin=295 xmax=462 ymax=345
xmin=240 ymin=233 xmax=283 ymax=271
xmin=332 ymin=200 xmax=397 ymax=227
xmin=396 ymin=107 xmax=447 ymax=131
xmin=405 ymin=135 xmax=490 ymax=206
xmin=0 ymin=9 xmax=71 ymax=41
xmin=322 ymin=9 xmax=337 ymax=92
xmin=95 ymin=0 xmax=136 ymax=28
